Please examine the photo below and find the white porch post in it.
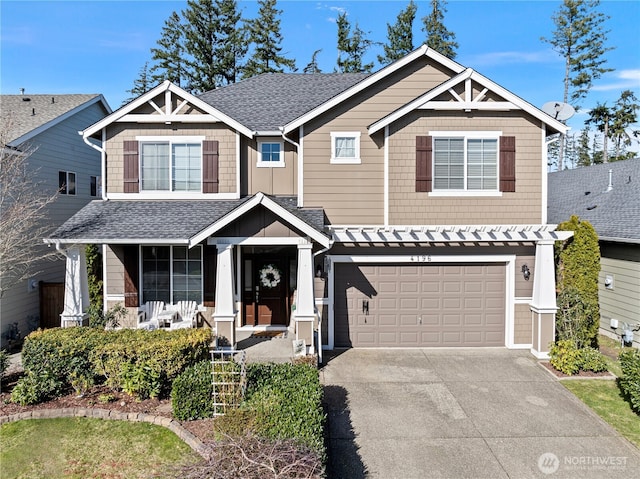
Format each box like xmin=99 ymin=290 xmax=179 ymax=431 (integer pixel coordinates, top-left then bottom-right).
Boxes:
xmin=213 ymin=243 xmax=236 ymax=347
xmin=60 ymin=245 xmax=90 ymax=327
xmin=530 ymin=240 xmax=557 ymax=358
xmin=294 ymin=243 xmax=316 ymax=353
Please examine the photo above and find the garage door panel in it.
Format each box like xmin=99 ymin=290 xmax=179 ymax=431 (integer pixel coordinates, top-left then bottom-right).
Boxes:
xmin=334 ymin=263 xmax=506 ymax=348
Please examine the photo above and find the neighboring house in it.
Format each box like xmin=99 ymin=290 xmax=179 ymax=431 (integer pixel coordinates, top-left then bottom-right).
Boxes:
xmin=0 ymin=92 xmax=111 ymax=347
xmin=47 ymin=46 xmax=571 ymax=358
xmin=548 ymin=159 xmax=640 ymax=348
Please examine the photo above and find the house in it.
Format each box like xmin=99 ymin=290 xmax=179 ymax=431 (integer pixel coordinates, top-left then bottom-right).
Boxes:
xmin=0 ymin=92 xmax=111 ymax=347
xmin=46 ymin=45 xmax=571 ymax=358
xmin=548 ymin=159 xmax=640 ymax=347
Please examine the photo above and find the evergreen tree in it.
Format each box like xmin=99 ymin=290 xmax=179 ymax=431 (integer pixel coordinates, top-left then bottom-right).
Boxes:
xmin=182 ymin=0 xmax=220 ymax=93
xmin=422 ymin=0 xmax=458 ymax=59
xmin=576 ymin=126 xmax=592 ymax=167
xmin=378 ymin=1 xmax=417 ymax=65
xmin=336 ymin=12 xmax=375 ymax=73
xmin=303 ymin=49 xmax=322 ymax=73
xmin=541 ymin=0 xmax=614 ymax=170
xmin=124 ymin=62 xmax=153 ymax=105
xmin=610 ymin=90 xmax=639 ymax=160
xmin=211 ymin=0 xmax=247 ymax=85
xmin=586 ymin=103 xmax=612 ymax=163
xmin=150 ymin=11 xmax=187 ymax=87
xmin=243 ymin=0 xmax=296 ymax=78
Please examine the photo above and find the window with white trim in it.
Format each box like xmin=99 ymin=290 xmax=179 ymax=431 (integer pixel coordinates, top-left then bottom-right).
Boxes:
xmin=257 ymin=141 xmax=284 ymax=167
xmin=330 ymin=131 xmax=361 ymax=164
xmin=433 ymin=134 xmax=498 ymax=191
xmin=58 ymin=171 xmax=76 ymax=195
xmin=142 ymin=245 xmax=202 ymax=304
xmin=139 ymin=138 xmax=202 ymax=192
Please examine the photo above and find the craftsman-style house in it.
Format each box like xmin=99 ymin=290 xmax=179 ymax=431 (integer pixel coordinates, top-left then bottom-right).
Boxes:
xmin=47 ymin=46 xmax=570 ymax=358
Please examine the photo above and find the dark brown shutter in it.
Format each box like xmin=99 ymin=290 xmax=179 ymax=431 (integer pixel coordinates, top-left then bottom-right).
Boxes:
xmin=416 ymin=136 xmax=432 ymax=192
xmin=123 ymin=245 xmax=139 ymax=307
xmin=202 ymin=140 xmax=219 ymax=193
xmin=123 ymin=140 xmax=140 ymax=193
xmin=203 ymin=245 xmax=217 ymax=307
xmin=499 ymin=136 xmax=516 ymax=192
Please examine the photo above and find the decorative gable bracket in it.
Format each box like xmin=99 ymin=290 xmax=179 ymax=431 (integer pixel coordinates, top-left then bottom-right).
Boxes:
xmin=118 ymin=88 xmax=221 ymax=124
xmin=422 ymin=73 xmax=517 ymax=112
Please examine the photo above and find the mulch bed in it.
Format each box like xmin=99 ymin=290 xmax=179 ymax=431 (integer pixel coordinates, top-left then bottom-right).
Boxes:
xmin=540 ymin=361 xmax=616 ymax=379
xmin=0 ymin=371 xmax=216 ymax=443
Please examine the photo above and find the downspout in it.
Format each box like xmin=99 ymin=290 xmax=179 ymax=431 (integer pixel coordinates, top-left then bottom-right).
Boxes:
xmin=279 ymin=127 xmax=302 ymax=207
xmin=81 ymin=128 xmax=107 ymax=200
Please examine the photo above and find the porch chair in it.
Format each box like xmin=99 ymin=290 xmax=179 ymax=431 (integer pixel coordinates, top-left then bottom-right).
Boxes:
xmin=169 ymin=300 xmax=197 ymax=330
xmin=137 ymin=301 xmax=165 ymax=330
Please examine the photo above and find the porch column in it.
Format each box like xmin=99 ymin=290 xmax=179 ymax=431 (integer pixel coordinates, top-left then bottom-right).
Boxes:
xmin=213 ymin=243 xmax=236 ymax=348
xmin=60 ymin=245 xmax=89 ymax=327
xmin=530 ymin=240 xmax=557 ymax=359
xmin=294 ymin=243 xmax=315 ymax=353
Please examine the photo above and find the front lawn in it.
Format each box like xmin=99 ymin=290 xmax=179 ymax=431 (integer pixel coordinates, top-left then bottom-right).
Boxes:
xmin=0 ymin=417 xmax=201 ymax=479
xmin=562 ymin=380 xmax=640 ymax=448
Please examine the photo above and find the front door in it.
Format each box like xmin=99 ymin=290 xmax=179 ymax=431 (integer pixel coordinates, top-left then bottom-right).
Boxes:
xmin=243 ymin=257 xmax=288 ymax=326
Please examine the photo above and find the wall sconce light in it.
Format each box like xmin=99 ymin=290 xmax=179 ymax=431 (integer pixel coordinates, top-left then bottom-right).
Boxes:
xmin=521 ymin=264 xmax=531 ymax=281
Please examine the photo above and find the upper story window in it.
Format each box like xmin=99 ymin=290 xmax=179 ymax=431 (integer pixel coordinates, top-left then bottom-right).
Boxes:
xmin=330 ymin=131 xmax=361 ymax=164
xmin=433 ymin=137 xmax=498 ymax=191
xmin=59 ymin=171 xmax=76 ymax=195
xmin=90 ymin=176 xmax=101 ymax=197
xmin=140 ymin=140 xmax=202 ymax=192
xmin=257 ymin=141 xmax=285 ymax=168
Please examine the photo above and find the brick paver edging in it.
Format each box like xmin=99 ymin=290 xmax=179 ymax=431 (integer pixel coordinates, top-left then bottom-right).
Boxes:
xmin=0 ymin=409 xmax=211 ymax=460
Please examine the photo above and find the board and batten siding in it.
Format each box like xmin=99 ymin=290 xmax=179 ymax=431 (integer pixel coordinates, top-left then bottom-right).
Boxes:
xmin=241 ymin=136 xmax=297 ymax=196
xmin=388 ymin=111 xmax=545 ymax=225
xmin=104 ymin=123 xmax=237 ymax=195
xmin=302 ymin=57 xmax=453 ymax=225
xmin=0 ymin=101 xmax=107 ymax=345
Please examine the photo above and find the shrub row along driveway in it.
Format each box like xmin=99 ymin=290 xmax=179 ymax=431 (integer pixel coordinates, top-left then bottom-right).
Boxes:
xmin=321 ymin=349 xmax=640 ymax=478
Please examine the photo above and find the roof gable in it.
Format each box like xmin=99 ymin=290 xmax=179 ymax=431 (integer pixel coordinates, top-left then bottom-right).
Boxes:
xmin=368 ymin=68 xmax=569 ymax=135
xmin=82 ymin=81 xmax=254 ymax=139
xmin=1 ymin=94 xmax=111 ymax=146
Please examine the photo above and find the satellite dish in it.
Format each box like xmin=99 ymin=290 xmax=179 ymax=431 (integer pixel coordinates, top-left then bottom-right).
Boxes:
xmin=542 ymin=101 xmax=576 ymax=121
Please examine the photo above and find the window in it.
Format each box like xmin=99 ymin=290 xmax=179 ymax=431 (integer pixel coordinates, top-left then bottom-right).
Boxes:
xmin=90 ymin=176 xmax=101 ymax=197
xmin=257 ymin=141 xmax=284 ymax=167
xmin=433 ymin=134 xmax=498 ymax=191
xmin=330 ymin=132 xmax=361 ymax=164
xmin=142 ymin=245 xmax=202 ymax=304
xmin=58 ymin=171 xmax=76 ymax=195
xmin=139 ymin=139 xmax=202 ymax=192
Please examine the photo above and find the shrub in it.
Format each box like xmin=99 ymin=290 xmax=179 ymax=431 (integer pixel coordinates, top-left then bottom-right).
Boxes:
xmin=549 ymin=340 xmax=581 ymax=375
xmin=555 ymin=288 xmax=599 ymax=350
xmin=579 ymin=347 xmax=608 ymax=373
xmin=88 ymin=303 xmax=127 ymax=329
xmin=0 ymin=349 xmax=8 ymax=378
xmin=619 ymin=349 xmax=640 ymax=414
xmin=172 ymin=360 xmax=215 ymax=420
xmin=11 ymin=370 xmax=64 ymax=405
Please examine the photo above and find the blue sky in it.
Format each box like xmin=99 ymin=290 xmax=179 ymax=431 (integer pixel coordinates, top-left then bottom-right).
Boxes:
xmin=2 ymin=0 xmax=639 ymax=136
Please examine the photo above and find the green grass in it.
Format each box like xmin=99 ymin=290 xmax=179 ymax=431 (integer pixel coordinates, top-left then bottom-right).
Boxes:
xmin=563 ymin=380 xmax=640 ymax=448
xmin=0 ymin=418 xmax=202 ymax=479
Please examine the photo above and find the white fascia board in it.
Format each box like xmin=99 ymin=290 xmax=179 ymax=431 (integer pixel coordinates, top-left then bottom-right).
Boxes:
xmin=188 ymin=192 xmax=331 ymax=248
xmin=81 ymin=81 xmax=254 ymax=140
xmin=283 ymin=45 xmax=466 ymax=135
xmin=9 ymin=95 xmax=112 ymax=147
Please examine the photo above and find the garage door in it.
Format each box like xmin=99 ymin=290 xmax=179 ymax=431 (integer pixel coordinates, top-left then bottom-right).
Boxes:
xmin=334 ymin=263 xmax=506 ymax=347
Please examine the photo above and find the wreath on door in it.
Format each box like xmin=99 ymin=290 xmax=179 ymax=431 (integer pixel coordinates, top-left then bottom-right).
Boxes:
xmin=259 ymin=264 xmax=282 ymax=288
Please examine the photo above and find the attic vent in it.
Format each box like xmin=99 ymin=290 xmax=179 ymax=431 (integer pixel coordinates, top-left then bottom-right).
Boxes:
xmin=584 ymin=191 xmax=591 ymax=195
xmin=22 ymin=97 xmax=31 ymax=102
xmin=51 ymin=97 xmax=55 ymax=104
xmin=626 ymin=176 xmax=632 ymax=184
xmin=586 ymin=205 xmax=597 ymax=210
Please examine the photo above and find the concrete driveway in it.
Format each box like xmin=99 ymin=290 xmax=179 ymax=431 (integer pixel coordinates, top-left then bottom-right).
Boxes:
xmin=321 ymin=349 xmax=640 ymax=478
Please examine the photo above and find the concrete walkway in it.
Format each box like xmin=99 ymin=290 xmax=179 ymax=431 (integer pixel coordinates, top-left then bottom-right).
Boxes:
xmin=321 ymin=349 xmax=640 ymax=479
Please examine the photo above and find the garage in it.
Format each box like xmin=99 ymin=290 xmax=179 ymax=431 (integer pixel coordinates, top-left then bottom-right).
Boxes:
xmin=334 ymin=263 xmax=506 ymax=347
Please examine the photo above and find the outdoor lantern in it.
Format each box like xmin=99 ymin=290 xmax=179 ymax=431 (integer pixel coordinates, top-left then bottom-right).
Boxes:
xmin=521 ymin=264 xmax=531 ymax=281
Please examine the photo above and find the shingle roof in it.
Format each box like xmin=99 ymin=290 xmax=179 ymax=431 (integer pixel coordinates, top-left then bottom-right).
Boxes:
xmin=49 ymin=196 xmax=326 ymax=243
xmin=547 ymin=159 xmax=640 ymax=242
xmin=197 ymin=73 xmax=370 ymax=132
xmin=1 ymin=94 xmax=102 ymax=145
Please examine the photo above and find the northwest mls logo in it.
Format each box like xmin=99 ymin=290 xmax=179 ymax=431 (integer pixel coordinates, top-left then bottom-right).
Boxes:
xmin=538 ymin=452 xmax=560 ymax=475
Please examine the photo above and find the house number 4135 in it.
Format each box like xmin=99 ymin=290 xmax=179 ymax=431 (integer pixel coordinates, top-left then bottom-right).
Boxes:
xmin=410 ymin=255 xmax=431 ymax=262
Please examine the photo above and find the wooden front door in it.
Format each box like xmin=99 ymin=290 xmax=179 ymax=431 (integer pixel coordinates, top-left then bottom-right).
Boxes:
xmin=243 ymin=258 xmax=288 ymax=326
xmin=39 ymin=282 xmax=64 ymax=329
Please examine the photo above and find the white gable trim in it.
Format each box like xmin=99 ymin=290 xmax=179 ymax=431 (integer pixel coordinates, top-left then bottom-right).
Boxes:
xmin=282 ymin=45 xmax=465 ymax=134
xmin=188 ymin=192 xmax=331 ymax=248
xmin=8 ymin=95 xmax=112 ymax=147
xmin=81 ymin=81 xmax=254 ymax=139
xmin=368 ymin=69 xmax=569 ymax=135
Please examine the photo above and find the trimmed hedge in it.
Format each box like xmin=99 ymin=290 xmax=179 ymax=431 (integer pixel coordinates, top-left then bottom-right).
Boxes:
xmin=619 ymin=349 xmax=640 ymax=414
xmin=11 ymin=327 xmax=212 ymax=405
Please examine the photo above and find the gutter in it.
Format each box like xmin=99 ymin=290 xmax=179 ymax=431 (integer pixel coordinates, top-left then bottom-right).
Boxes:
xmin=80 ymin=128 xmax=107 ymax=200
xmin=279 ymin=126 xmax=303 ymax=207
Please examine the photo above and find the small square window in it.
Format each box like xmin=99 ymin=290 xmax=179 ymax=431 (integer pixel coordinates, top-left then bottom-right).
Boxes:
xmin=257 ymin=141 xmax=285 ymax=167
xmin=90 ymin=176 xmax=97 ymax=197
xmin=58 ymin=171 xmax=76 ymax=195
xmin=330 ymin=132 xmax=361 ymax=164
